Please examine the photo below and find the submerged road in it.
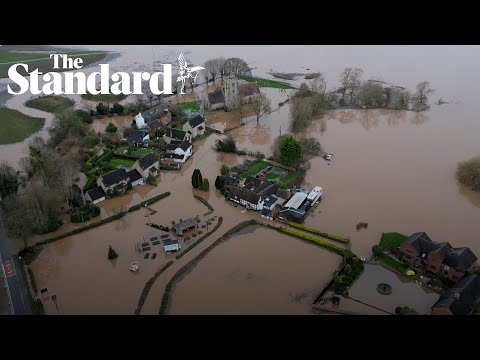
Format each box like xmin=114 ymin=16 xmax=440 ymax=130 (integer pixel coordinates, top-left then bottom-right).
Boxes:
xmin=0 ymin=208 xmax=30 ymax=315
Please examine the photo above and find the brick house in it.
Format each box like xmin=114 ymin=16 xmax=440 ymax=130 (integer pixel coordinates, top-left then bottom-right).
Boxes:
xmin=431 ymin=274 xmax=480 ymax=315
xmin=398 ymin=232 xmax=477 ymax=282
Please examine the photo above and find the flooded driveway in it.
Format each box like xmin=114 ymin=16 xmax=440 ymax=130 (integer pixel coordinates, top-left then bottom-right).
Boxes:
xmin=168 ymin=225 xmax=341 ymax=315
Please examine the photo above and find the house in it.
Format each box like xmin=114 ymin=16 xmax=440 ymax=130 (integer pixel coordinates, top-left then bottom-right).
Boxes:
xmin=127 ymin=129 xmax=150 ymax=145
xmin=85 ymin=186 xmax=106 ymax=205
xmin=127 ymin=169 xmax=145 ymax=187
xmin=141 ymin=106 xmax=172 ymax=136
xmin=431 ymin=274 xmax=480 ymax=315
xmin=163 ymin=128 xmax=189 ymax=144
xmin=206 ymin=87 xmax=225 ymax=110
xmin=163 ymin=239 xmax=181 ymax=253
xmin=172 ymin=218 xmax=197 ymax=236
xmin=227 ymin=186 xmax=264 ymax=211
xmin=183 ymin=115 xmax=206 ymax=138
xmin=134 ymin=112 xmax=147 ymax=129
xmin=261 ymin=208 xmax=274 ymax=221
xmin=100 ymin=168 xmax=130 ymax=195
xmin=224 ymin=176 xmax=239 ymax=192
xmin=398 ymin=232 xmax=478 ymax=282
xmin=164 ymin=140 xmax=192 ymax=163
xmin=134 ymin=153 xmax=159 ymax=180
xmin=238 ymin=82 xmax=260 ymax=103
xmin=278 ymin=190 xmax=311 ymax=223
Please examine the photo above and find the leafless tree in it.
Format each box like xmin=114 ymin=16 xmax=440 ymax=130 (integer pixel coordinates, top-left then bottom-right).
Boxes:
xmin=215 ymin=57 xmax=226 ymax=82
xmin=311 ymin=73 xmax=327 ymax=95
xmin=233 ymin=95 xmax=245 ymax=124
xmin=204 ymin=59 xmax=216 ymax=84
xmin=339 ymin=68 xmax=353 ymax=105
xmin=252 ymin=93 xmax=271 ymax=123
xmin=348 ymin=68 xmax=363 ymax=105
xmin=81 ymin=99 xmax=94 ymax=113
xmin=224 ymin=58 xmax=251 ymax=78
xmin=411 ymin=81 xmax=434 ymax=112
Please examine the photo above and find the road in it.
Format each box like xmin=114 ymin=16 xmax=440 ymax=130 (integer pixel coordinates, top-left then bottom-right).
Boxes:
xmin=0 ymin=208 xmax=31 ymax=315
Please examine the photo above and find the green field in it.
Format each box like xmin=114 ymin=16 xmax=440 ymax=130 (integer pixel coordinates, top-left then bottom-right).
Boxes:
xmin=279 ymin=170 xmax=301 ymax=187
xmin=132 ymin=148 xmax=156 ymax=158
xmin=240 ymin=161 xmax=269 ymax=177
xmin=0 ymin=107 xmax=45 ymax=144
xmin=177 ymin=101 xmax=201 ymax=111
xmin=81 ymin=93 xmax=127 ymax=102
xmin=378 ymin=253 xmax=407 ymax=273
xmin=25 ymin=95 xmax=74 ymax=113
xmin=239 ymin=75 xmax=295 ymax=90
xmin=0 ymin=50 xmax=107 ymax=79
xmin=110 ymin=158 xmax=135 ymax=169
xmin=379 ymin=232 xmax=408 ymax=251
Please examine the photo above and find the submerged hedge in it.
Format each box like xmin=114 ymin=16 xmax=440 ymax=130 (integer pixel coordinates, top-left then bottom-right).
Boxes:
xmin=194 ymin=195 xmax=214 ymax=212
xmin=278 ymin=227 xmax=346 ymax=256
xmin=175 ymin=217 xmax=223 ymax=259
xmin=288 ymin=222 xmax=349 ymax=243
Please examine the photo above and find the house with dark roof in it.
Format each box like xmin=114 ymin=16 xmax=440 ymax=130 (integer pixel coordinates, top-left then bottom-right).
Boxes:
xmin=163 ymin=139 xmax=192 ymax=164
xmin=85 ymin=186 xmax=106 ymax=205
xmin=398 ymin=232 xmax=478 ymax=282
xmin=226 ymin=186 xmax=264 ymax=211
xmin=163 ymin=238 xmax=181 ymax=253
xmin=127 ymin=129 xmax=150 ymax=145
xmin=224 ymin=176 xmax=239 ymax=192
xmin=238 ymin=83 xmax=260 ymax=103
xmin=100 ymin=168 xmax=130 ymax=195
xmin=183 ymin=115 xmax=206 ymax=138
xmin=127 ymin=169 xmax=145 ymax=187
xmin=163 ymin=128 xmax=189 ymax=144
xmin=431 ymin=274 xmax=480 ymax=315
xmin=172 ymin=218 xmax=197 ymax=236
xmin=134 ymin=153 xmax=159 ymax=179
xmin=206 ymin=87 xmax=225 ymax=110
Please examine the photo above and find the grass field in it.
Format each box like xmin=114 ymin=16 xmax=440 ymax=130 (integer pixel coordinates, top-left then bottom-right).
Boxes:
xmin=379 ymin=232 xmax=408 ymax=251
xmin=279 ymin=171 xmax=301 ymax=187
xmin=132 ymin=148 xmax=156 ymax=158
xmin=25 ymin=95 xmax=74 ymax=113
xmin=177 ymin=101 xmax=201 ymax=111
xmin=239 ymin=75 xmax=295 ymax=90
xmin=0 ymin=107 xmax=45 ymax=144
xmin=81 ymin=93 xmax=127 ymax=102
xmin=240 ymin=161 xmax=269 ymax=177
xmin=110 ymin=158 xmax=135 ymax=169
xmin=0 ymin=50 xmax=107 ymax=79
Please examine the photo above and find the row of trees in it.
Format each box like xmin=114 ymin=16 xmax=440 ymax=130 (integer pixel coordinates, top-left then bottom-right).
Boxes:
xmin=203 ymin=57 xmax=252 ymax=85
xmin=271 ymin=135 xmax=323 ymax=167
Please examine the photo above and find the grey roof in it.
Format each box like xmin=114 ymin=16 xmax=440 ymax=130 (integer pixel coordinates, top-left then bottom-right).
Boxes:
xmin=238 ymin=83 xmax=260 ymax=97
xmin=244 ymin=176 xmax=262 ymax=188
xmin=208 ymin=87 xmax=225 ymax=105
xmin=255 ymin=182 xmax=278 ymax=197
xmin=164 ymin=128 xmax=187 ymax=141
xmin=188 ymin=115 xmax=205 ymax=129
xmin=142 ymin=105 xmax=168 ymax=123
xmin=128 ymin=130 xmax=148 ymax=143
xmin=404 ymin=232 xmax=438 ymax=255
xmin=444 ymin=247 xmax=478 ymax=272
xmin=432 ymin=274 xmax=480 ymax=315
xmin=225 ymin=176 xmax=239 ymax=186
xmin=164 ymin=153 xmax=184 ymax=160
xmin=162 ymin=238 xmax=179 ymax=246
xmin=180 ymin=140 xmax=192 ymax=152
xmin=173 ymin=218 xmax=197 ymax=235
xmin=86 ymin=186 xmax=106 ymax=201
xmin=127 ymin=169 xmax=143 ymax=182
xmin=430 ymin=242 xmax=453 ymax=258
xmin=227 ymin=186 xmax=261 ymax=205
xmin=138 ymin=153 xmax=158 ymax=170
xmin=170 ymin=139 xmax=183 ymax=146
xmin=279 ymin=208 xmax=306 ymax=222
xmin=166 ymin=144 xmax=178 ymax=151
xmin=102 ymin=169 xmax=129 ymax=188
xmin=263 ymin=196 xmax=278 ymax=208
xmin=147 ymin=120 xmax=162 ymax=131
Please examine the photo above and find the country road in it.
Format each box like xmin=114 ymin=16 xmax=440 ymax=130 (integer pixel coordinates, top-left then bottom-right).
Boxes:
xmin=0 ymin=208 xmax=31 ymax=315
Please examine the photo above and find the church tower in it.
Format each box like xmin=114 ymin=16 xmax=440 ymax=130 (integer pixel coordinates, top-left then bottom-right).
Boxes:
xmin=223 ymin=76 xmax=238 ymax=112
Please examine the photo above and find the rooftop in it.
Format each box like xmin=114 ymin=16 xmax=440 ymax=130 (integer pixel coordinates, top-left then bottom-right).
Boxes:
xmin=207 ymin=87 xmax=225 ymax=105
xmin=86 ymin=186 xmax=106 ymax=201
xmin=138 ymin=153 xmax=158 ymax=170
xmin=164 ymin=128 xmax=187 ymax=140
xmin=188 ymin=115 xmax=205 ymax=129
xmin=101 ymin=168 xmax=129 ymax=188
xmin=127 ymin=169 xmax=143 ymax=182
xmin=284 ymin=191 xmax=308 ymax=210
xmin=238 ymin=82 xmax=260 ymax=97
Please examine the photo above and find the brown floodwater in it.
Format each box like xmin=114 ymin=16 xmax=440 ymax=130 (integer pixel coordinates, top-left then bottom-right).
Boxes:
xmin=10 ymin=45 xmax=480 ymax=314
xmin=167 ymin=225 xmax=341 ymax=315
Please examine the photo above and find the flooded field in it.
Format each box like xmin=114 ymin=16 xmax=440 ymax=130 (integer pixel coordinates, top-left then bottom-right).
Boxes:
xmin=4 ymin=45 xmax=480 ymax=314
xmin=167 ymin=225 xmax=341 ymax=315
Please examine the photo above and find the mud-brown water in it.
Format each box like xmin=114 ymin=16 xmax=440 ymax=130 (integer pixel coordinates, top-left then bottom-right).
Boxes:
xmin=168 ymin=225 xmax=341 ymax=315
xmin=14 ymin=45 xmax=480 ymax=314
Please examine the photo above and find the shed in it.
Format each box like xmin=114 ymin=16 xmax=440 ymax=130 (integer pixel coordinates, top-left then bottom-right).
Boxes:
xmin=163 ymin=239 xmax=181 ymax=253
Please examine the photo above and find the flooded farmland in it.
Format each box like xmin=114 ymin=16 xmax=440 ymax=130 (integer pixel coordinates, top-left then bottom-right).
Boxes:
xmin=2 ymin=45 xmax=480 ymax=314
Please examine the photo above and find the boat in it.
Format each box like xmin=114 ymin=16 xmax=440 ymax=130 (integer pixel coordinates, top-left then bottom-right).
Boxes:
xmin=306 ymin=186 xmax=323 ymax=205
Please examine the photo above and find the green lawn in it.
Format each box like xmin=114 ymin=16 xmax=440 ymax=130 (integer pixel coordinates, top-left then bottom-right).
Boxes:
xmin=132 ymin=148 xmax=156 ymax=158
xmin=25 ymin=95 xmax=74 ymax=113
xmin=279 ymin=171 xmax=301 ymax=187
xmin=380 ymin=232 xmax=408 ymax=251
xmin=177 ymin=101 xmax=201 ymax=111
xmin=239 ymin=75 xmax=295 ymax=89
xmin=378 ymin=253 xmax=407 ymax=273
xmin=110 ymin=158 xmax=135 ymax=169
xmin=0 ymin=50 xmax=107 ymax=79
xmin=0 ymin=107 xmax=45 ymax=144
xmin=265 ymin=172 xmax=280 ymax=180
xmin=174 ymin=124 xmax=184 ymax=130
xmin=81 ymin=93 xmax=127 ymax=102
xmin=240 ymin=161 xmax=269 ymax=177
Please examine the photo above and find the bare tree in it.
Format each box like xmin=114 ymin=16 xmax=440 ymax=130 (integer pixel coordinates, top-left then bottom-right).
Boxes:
xmin=233 ymin=95 xmax=245 ymax=125
xmin=252 ymin=93 xmax=271 ymax=123
xmin=224 ymin=58 xmax=251 ymax=78
xmin=204 ymin=59 xmax=216 ymax=84
xmin=339 ymin=68 xmax=353 ymax=105
xmin=215 ymin=57 xmax=226 ymax=82
xmin=348 ymin=68 xmax=363 ymax=105
xmin=81 ymin=99 xmax=94 ymax=114
xmin=411 ymin=81 xmax=434 ymax=112
xmin=311 ymin=73 xmax=327 ymax=95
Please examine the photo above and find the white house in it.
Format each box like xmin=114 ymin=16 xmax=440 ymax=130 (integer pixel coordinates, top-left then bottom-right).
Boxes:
xmin=134 ymin=153 xmax=160 ymax=179
xmin=183 ymin=115 xmax=206 ymax=139
xmin=226 ymin=186 xmax=264 ymax=211
xmin=134 ymin=112 xmax=147 ymax=129
xmin=163 ymin=239 xmax=181 ymax=253
xmin=85 ymin=186 xmax=106 ymax=205
xmin=164 ymin=140 xmax=192 ymax=163
xmin=127 ymin=169 xmax=145 ymax=187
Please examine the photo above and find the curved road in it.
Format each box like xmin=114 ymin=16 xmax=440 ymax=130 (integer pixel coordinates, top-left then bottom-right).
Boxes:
xmin=0 ymin=208 xmax=30 ymax=315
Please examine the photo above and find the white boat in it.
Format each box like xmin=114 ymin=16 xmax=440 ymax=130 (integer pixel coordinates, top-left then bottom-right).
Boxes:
xmin=307 ymin=186 xmax=323 ymax=205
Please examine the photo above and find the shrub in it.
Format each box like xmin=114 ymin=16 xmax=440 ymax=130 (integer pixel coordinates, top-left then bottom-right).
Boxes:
xmin=372 ymin=245 xmax=383 ymax=256
xmin=344 ymin=264 xmax=352 ymax=274
xmin=221 ymin=164 xmax=229 ymax=176
xmin=105 ymin=123 xmax=118 ymax=133
xmin=83 ymin=174 xmax=97 ymax=192
xmin=278 ymin=228 xmax=346 ymax=256
xmin=215 ymin=175 xmax=225 ymax=190
xmin=146 ymin=174 xmax=157 ymax=186
xmin=74 ymin=109 xmax=93 ymax=124
xmin=111 ymin=103 xmax=124 ymax=115
xmin=287 ymin=222 xmax=349 ymax=243
xmin=202 ymin=178 xmax=210 ymax=191
xmin=215 ymin=137 xmax=237 ymax=153
xmin=108 ymin=245 xmax=118 ymax=260
xmin=457 ymin=156 xmax=480 ymax=191
xmin=194 ymin=195 xmax=214 ymax=212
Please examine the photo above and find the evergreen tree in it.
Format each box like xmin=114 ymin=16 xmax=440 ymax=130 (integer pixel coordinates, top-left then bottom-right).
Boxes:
xmin=108 ymin=245 xmax=118 ymax=260
xmin=203 ymin=178 xmax=209 ymax=191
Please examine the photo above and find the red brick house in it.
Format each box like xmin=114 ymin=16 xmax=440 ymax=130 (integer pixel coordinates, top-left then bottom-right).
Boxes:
xmin=398 ymin=232 xmax=477 ymax=282
xmin=431 ymin=274 xmax=480 ymax=315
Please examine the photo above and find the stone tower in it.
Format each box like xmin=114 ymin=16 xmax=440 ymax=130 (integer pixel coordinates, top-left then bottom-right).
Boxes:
xmin=223 ymin=76 xmax=238 ymax=112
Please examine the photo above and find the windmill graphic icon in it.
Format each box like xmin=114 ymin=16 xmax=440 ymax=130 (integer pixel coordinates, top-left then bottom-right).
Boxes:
xmin=176 ymin=53 xmax=205 ymax=95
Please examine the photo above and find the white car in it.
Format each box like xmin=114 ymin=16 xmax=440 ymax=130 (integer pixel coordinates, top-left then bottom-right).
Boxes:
xmin=325 ymin=154 xmax=332 ymax=161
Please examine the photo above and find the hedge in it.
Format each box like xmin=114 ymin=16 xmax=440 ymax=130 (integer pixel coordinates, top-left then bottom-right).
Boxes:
xmin=278 ymin=227 xmax=346 ymax=256
xmin=194 ymin=195 xmax=214 ymax=212
xmin=97 ymin=149 xmax=114 ymax=164
xmin=287 ymin=222 xmax=349 ymax=243
xmin=175 ymin=217 xmax=223 ymax=259
xmin=83 ymin=174 xmax=97 ymax=192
